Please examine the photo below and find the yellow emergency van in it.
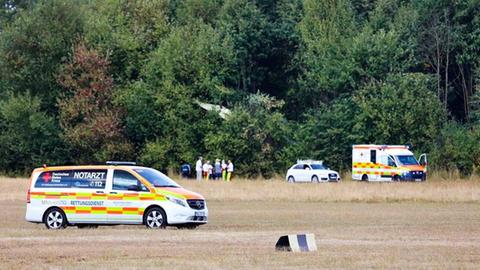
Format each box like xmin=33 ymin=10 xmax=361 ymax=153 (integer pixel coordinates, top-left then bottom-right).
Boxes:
xmin=352 ymin=145 xmax=427 ymax=182
xmin=25 ymin=162 xmax=208 ymax=229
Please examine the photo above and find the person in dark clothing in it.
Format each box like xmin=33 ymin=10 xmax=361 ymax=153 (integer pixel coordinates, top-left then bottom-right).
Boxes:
xmin=180 ymin=162 xmax=191 ymax=179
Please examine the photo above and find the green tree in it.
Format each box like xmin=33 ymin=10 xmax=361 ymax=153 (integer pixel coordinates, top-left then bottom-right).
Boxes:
xmin=0 ymin=92 xmax=62 ymax=174
xmin=0 ymin=0 xmax=84 ymax=112
xmin=174 ymin=0 xmax=221 ymax=25
xmin=0 ymin=0 xmax=34 ymax=29
xmin=217 ymin=0 xmax=271 ymax=93
xmin=83 ymin=0 xmax=170 ymax=83
xmin=291 ymin=0 xmax=357 ymax=114
xmin=205 ymin=93 xmax=292 ymax=177
xmin=287 ymin=97 xmax=360 ymax=171
xmin=127 ymin=22 xmax=233 ymax=169
xmin=430 ymin=123 xmax=480 ymax=176
xmin=353 ymin=73 xmax=446 ymax=152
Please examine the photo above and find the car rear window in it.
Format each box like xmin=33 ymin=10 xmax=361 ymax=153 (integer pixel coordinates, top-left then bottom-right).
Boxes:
xmin=34 ymin=170 xmax=107 ymax=189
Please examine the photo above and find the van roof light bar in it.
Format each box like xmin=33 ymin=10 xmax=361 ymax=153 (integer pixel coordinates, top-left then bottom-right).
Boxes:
xmin=106 ymin=161 xmax=137 ymax=166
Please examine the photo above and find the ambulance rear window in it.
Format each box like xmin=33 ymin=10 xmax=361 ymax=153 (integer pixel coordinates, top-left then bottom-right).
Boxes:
xmin=34 ymin=170 xmax=107 ymax=189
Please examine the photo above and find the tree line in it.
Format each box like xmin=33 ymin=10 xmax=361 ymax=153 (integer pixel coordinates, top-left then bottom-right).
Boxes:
xmin=0 ymin=0 xmax=479 ymax=177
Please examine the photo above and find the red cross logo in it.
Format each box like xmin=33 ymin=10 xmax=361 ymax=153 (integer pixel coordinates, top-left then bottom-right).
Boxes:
xmin=42 ymin=173 xmax=52 ymax=183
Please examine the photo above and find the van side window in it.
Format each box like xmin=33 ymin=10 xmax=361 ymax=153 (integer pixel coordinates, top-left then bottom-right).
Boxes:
xmin=34 ymin=170 xmax=107 ymax=189
xmin=113 ymin=170 xmax=148 ymax=192
xmin=388 ymin=156 xmax=397 ymax=167
xmin=370 ymin=150 xmax=376 ymax=164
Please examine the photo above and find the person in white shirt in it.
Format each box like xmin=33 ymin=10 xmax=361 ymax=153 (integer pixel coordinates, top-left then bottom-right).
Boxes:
xmin=208 ymin=162 xmax=214 ymax=180
xmin=195 ymin=157 xmax=203 ymax=181
xmin=221 ymin=160 xmax=227 ymax=181
xmin=203 ymin=160 xmax=211 ymax=181
xmin=226 ymin=160 xmax=234 ymax=181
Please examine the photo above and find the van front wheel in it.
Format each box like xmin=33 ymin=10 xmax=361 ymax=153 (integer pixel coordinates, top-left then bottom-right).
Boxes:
xmin=144 ymin=207 xmax=167 ymax=229
xmin=44 ymin=208 xmax=67 ymax=230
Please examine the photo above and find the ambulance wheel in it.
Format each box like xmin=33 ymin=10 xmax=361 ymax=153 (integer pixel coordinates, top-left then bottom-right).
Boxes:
xmin=361 ymin=174 xmax=369 ymax=182
xmin=144 ymin=207 xmax=167 ymax=229
xmin=44 ymin=208 xmax=67 ymax=230
xmin=287 ymin=176 xmax=295 ymax=183
xmin=311 ymin=175 xmax=319 ymax=183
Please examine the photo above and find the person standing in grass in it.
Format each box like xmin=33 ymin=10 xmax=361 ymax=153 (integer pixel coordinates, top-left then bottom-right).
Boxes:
xmin=227 ymin=160 xmax=234 ymax=181
xmin=203 ymin=160 xmax=211 ymax=181
xmin=214 ymin=159 xmax=222 ymax=180
xmin=195 ymin=156 xmax=203 ymax=181
xmin=208 ymin=161 xmax=214 ymax=180
xmin=180 ymin=161 xmax=191 ymax=179
xmin=221 ymin=160 xmax=227 ymax=181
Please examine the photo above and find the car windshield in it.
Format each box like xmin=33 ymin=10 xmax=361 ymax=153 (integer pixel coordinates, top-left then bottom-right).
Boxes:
xmin=396 ymin=155 xmax=419 ymax=165
xmin=310 ymin=164 xmax=326 ymax=170
xmin=133 ymin=168 xmax=180 ymax=188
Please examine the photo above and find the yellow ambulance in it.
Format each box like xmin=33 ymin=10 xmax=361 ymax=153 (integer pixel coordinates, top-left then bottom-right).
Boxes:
xmin=352 ymin=145 xmax=427 ymax=182
xmin=25 ymin=162 xmax=208 ymax=229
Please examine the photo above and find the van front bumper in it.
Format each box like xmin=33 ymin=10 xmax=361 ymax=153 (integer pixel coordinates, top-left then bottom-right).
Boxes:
xmin=165 ymin=203 xmax=208 ymax=225
xmin=400 ymin=171 xmax=426 ymax=181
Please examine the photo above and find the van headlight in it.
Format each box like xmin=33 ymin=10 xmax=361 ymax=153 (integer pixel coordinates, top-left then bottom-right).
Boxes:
xmin=166 ymin=196 xmax=187 ymax=207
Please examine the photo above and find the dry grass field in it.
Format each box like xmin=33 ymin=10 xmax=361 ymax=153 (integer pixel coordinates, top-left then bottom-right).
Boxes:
xmin=1 ymin=176 xmax=480 ymax=269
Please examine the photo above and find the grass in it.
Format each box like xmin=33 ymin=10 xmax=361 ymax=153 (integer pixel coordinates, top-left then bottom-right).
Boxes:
xmin=176 ymin=177 xmax=480 ymax=203
xmin=1 ymin=176 xmax=480 ymax=269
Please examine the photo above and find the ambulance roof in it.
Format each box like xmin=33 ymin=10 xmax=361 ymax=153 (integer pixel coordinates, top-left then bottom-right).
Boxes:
xmin=352 ymin=145 xmax=414 ymax=156
xmin=33 ymin=165 xmax=149 ymax=172
xmin=383 ymin=149 xmax=414 ymax=155
xmin=352 ymin=144 xmax=409 ymax=150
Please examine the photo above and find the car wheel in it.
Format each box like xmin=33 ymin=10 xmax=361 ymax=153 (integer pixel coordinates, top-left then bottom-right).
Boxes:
xmin=144 ymin=207 xmax=167 ymax=229
xmin=311 ymin=175 xmax=319 ymax=183
xmin=361 ymin=174 xmax=369 ymax=182
xmin=287 ymin=176 xmax=295 ymax=183
xmin=44 ymin=208 xmax=67 ymax=230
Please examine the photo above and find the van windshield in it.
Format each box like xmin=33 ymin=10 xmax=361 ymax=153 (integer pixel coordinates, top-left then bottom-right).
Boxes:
xmin=133 ymin=168 xmax=180 ymax=188
xmin=396 ymin=155 xmax=419 ymax=165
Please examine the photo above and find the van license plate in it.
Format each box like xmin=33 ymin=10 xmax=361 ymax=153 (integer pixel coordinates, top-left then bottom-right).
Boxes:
xmin=195 ymin=211 xmax=205 ymax=217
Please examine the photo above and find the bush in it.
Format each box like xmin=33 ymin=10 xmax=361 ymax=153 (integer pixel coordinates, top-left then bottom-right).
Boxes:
xmin=430 ymin=123 xmax=480 ymax=176
xmin=205 ymin=93 xmax=292 ymax=177
xmin=0 ymin=93 xmax=63 ymax=174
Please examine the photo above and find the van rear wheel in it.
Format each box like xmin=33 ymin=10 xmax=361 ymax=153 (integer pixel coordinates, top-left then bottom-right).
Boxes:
xmin=361 ymin=174 xmax=369 ymax=182
xmin=144 ymin=207 xmax=167 ymax=229
xmin=44 ymin=208 xmax=67 ymax=230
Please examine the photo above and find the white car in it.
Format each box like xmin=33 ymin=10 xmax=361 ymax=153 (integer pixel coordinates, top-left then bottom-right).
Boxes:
xmin=286 ymin=161 xmax=340 ymax=183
